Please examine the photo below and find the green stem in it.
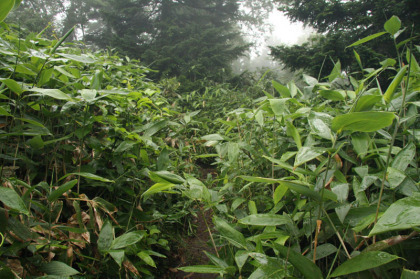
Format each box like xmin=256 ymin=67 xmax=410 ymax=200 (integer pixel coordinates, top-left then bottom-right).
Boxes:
xmin=374 ymin=47 xmax=412 ymax=232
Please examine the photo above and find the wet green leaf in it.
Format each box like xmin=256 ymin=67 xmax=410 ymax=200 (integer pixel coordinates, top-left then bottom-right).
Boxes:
xmin=273 ymin=243 xmax=323 ymax=279
xmin=294 ymin=146 xmax=327 ymax=167
xmin=332 ymin=112 xmax=395 ymax=133
xmin=384 ymin=66 xmax=408 ymax=103
xmin=369 ymin=194 xmax=420 ymax=236
xmin=48 ymin=179 xmax=78 ymax=202
xmin=331 ymin=251 xmax=399 ymax=277
xmin=28 ymin=88 xmax=72 ymax=100
xmin=59 ymin=172 xmax=114 ymax=183
xmin=401 ymin=269 xmax=420 ymax=279
xmin=353 ymin=95 xmax=382 ymax=112
xmin=0 ymin=187 xmax=29 ymax=215
xmin=308 ymin=112 xmax=333 ymax=140
xmin=58 ymin=53 xmax=96 ymax=63
xmin=41 ymin=261 xmax=79 ymax=276
xmin=150 ymin=171 xmax=185 ymax=184
xmin=214 ymin=216 xmax=248 ymax=249
xmin=272 ymin=81 xmax=290 ymax=98
xmin=97 ymin=221 xmax=113 ymax=253
xmin=235 ymin=250 xmax=249 ymax=272
xmin=347 ymin=32 xmax=386 ymax=48
xmin=391 ymin=142 xmax=415 ymax=171
xmin=319 ymin=90 xmax=345 ymax=101
xmin=0 ymin=0 xmax=15 ymax=23
xmin=137 ymin=251 xmax=157 ymax=268
xmin=239 ymin=214 xmax=291 ymax=226
xmin=178 ymin=265 xmax=226 ymax=274
xmin=142 ymin=182 xmax=175 ymax=200
xmin=269 ymin=98 xmax=289 ymax=117
xmin=384 ymin=16 xmax=401 ymax=36
xmin=111 ymin=231 xmax=145 ymax=249
xmin=1 ymin=78 xmax=23 ymax=95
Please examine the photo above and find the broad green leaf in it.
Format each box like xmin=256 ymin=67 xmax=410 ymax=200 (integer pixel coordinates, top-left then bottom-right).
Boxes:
xmin=303 ymin=74 xmax=318 ymax=86
xmin=274 ymin=184 xmax=288 ymax=204
xmin=239 ymin=214 xmax=290 ymax=226
xmin=110 ymin=250 xmax=125 ymax=267
xmin=142 ymin=182 xmax=175 ymax=200
xmin=54 ymin=66 xmax=76 ymax=78
xmin=202 ymin=133 xmax=225 ymax=141
xmin=354 ymin=49 xmax=363 ymax=69
xmin=114 ymin=140 xmax=136 ymax=153
xmin=273 ymin=243 xmax=323 ymax=279
xmin=59 ymin=172 xmax=114 ymax=183
xmin=0 ymin=0 xmax=14 ymax=23
xmin=239 ymin=175 xmax=281 ymax=184
xmin=353 ymin=95 xmax=382 ymax=112
xmin=387 ymin=167 xmax=406 ymax=189
xmin=178 ymin=265 xmax=226 ymax=274
xmin=319 ymin=90 xmax=345 ymax=101
xmin=137 ymin=251 xmax=156 ymax=268
xmin=332 ymin=112 xmax=395 ymax=133
xmin=143 ymin=120 xmax=168 ymax=137
xmin=80 ymin=89 xmax=97 ymax=101
xmin=308 ymin=112 xmax=333 ymax=140
xmin=248 ymin=200 xmax=258 ymax=215
xmin=27 ymin=135 xmax=44 ymax=149
xmin=97 ymin=221 xmax=113 ymax=253
xmin=255 ymin=110 xmax=264 ymax=126
xmin=92 ymin=197 xmax=117 ymax=214
xmin=214 ymin=216 xmax=248 ymax=249
xmin=228 ymin=142 xmax=240 ymax=162
xmin=384 ymin=16 xmax=401 ymax=36
xmin=347 ymin=32 xmax=386 ymax=48
xmin=384 ymin=66 xmax=408 ymax=103
xmin=286 ymin=121 xmax=302 ymax=149
xmin=203 ymin=251 xmax=229 ymax=268
xmin=48 ymin=179 xmax=78 ymax=202
xmin=280 ymin=181 xmax=337 ymax=202
xmin=328 ymin=60 xmax=342 ymax=82
xmin=235 ymin=250 xmax=249 ymax=272
xmin=149 ymin=171 xmax=185 ymax=184
xmin=111 ymin=231 xmax=145 ymax=250
xmin=91 ymin=70 xmax=103 ymax=90
xmin=248 ymin=257 xmax=288 ymax=279
xmin=391 ymin=142 xmax=415 ymax=171
xmin=272 ymin=80 xmax=290 ymax=98
xmin=15 ymin=64 xmax=36 ymax=76
xmin=331 ymin=251 xmax=399 ymax=277
xmin=369 ymin=194 xmax=420 ymax=236
xmin=307 ymin=243 xmax=337 ymax=261
xmin=351 ymin=132 xmax=370 ymax=157
xmin=294 ymin=146 xmax=327 ymax=168
xmin=0 ymin=107 xmax=12 ymax=116
xmin=27 ymin=88 xmax=72 ymax=100
xmin=401 ymin=269 xmax=420 ymax=279
xmin=1 ymin=78 xmax=23 ymax=95
xmin=269 ymin=98 xmax=289 ymax=117
xmin=41 ymin=261 xmax=79 ymax=276
xmin=58 ymin=53 xmax=96 ymax=63
xmin=0 ymin=187 xmax=29 ymax=215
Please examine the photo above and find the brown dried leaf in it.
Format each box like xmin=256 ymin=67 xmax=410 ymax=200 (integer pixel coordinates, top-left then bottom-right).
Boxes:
xmin=6 ymin=259 xmax=23 ymax=277
xmin=123 ymin=260 xmax=140 ymax=277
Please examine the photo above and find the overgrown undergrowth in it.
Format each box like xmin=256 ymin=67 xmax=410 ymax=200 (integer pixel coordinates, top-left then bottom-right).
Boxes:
xmin=0 ymin=14 xmax=419 ymax=279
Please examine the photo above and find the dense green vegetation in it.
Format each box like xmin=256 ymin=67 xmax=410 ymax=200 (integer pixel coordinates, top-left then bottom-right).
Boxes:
xmin=1 ymin=1 xmax=420 ymax=278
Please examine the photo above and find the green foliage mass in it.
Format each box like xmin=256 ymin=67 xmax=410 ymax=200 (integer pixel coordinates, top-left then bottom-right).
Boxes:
xmin=1 ymin=5 xmax=420 ymax=279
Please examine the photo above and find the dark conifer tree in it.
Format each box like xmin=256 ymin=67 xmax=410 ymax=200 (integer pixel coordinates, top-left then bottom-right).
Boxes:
xmin=270 ymin=0 xmax=420 ymax=77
